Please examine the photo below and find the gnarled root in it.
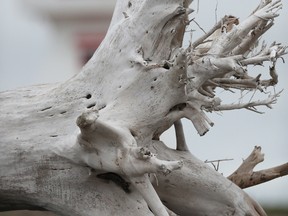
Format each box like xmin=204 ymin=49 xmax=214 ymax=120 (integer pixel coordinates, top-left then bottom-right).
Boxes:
xmin=228 ymin=146 xmax=288 ymax=188
xmin=73 ymin=109 xmax=183 ymax=216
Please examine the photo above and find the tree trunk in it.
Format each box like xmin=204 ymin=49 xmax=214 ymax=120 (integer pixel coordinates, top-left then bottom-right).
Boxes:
xmin=0 ymin=0 xmax=287 ymax=215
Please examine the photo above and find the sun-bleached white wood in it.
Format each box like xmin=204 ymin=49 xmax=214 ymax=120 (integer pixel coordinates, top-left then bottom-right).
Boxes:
xmin=0 ymin=0 xmax=287 ymax=215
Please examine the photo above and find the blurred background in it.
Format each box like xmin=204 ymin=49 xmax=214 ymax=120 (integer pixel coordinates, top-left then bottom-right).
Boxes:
xmin=0 ymin=0 xmax=287 ymax=215
xmin=0 ymin=0 xmax=114 ymax=90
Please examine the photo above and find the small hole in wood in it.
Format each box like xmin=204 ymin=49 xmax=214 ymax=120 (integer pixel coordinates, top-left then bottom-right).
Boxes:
xmin=163 ymin=62 xmax=170 ymax=70
xmin=153 ymin=77 xmax=157 ymax=81
xmin=129 ymin=129 xmax=137 ymax=137
xmin=50 ymin=135 xmax=58 ymax=138
xmin=150 ymin=86 xmax=154 ymax=90
xmin=60 ymin=111 xmax=67 ymax=114
xmin=128 ymin=1 xmax=132 ymax=8
xmin=99 ymin=104 xmax=106 ymax=110
xmin=41 ymin=106 xmax=52 ymax=112
xmin=86 ymin=94 xmax=92 ymax=99
xmin=87 ymin=103 xmax=96 ymax=109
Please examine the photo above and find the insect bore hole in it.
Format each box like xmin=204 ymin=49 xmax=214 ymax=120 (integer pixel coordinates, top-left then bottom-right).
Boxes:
xmin=86 ymin=94 xmax=92 ymax=99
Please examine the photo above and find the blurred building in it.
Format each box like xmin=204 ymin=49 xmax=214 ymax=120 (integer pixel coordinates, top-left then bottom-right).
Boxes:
xmin=26 ymin=0 xmax=115 ymax=64
xmin=0 ymin=0 xmax=115 ymax=90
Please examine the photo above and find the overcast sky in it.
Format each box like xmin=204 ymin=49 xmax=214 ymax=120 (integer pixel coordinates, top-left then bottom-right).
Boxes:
xmin=0 ymin=0 xmax=287 ymax=207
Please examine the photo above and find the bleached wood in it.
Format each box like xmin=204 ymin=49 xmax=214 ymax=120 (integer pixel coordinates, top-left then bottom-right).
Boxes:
xmin=228 ymin=146 xmax=288 ymax=189
xmin=0 ymin=0 xmax=287 ymax=216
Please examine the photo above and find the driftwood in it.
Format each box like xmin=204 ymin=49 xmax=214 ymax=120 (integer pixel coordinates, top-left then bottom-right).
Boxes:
xmin=0 ymin=0 xmax=287 ymax=215
xmin=228 ymin=146 xmax=288 ymax=189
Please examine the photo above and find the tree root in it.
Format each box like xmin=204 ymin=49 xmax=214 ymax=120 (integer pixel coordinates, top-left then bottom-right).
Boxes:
xmin=228 ymin=146 xmax=288 ymax=188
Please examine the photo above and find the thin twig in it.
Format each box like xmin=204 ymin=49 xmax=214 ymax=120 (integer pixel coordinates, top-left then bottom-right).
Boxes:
xmin=189 ymin=18 xmax=207 ymax=35
xmin=192 ymin=18 xmax=223 ymax=48
xmin=205 ymin=158 xmax=234 ymax=171
xmin=214 ymin=0 xmax=218 ymax=23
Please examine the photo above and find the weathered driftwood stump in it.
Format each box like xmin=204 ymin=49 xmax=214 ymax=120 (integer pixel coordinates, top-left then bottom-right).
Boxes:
xmin=1 ymin=0 xmax=287 ymax=215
